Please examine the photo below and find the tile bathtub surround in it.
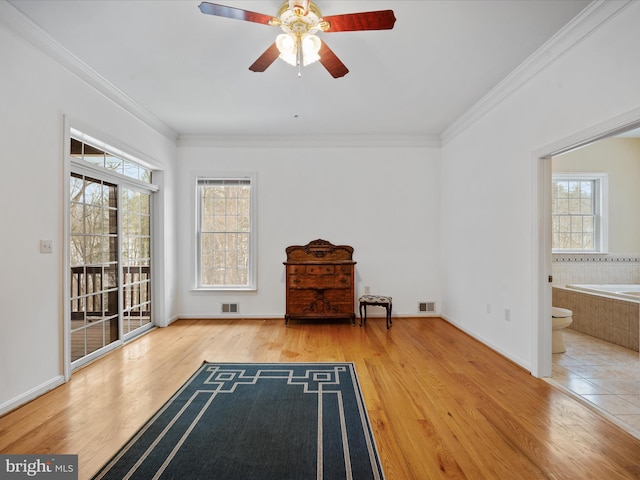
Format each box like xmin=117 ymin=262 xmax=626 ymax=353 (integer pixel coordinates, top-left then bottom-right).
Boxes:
xmin=551 ymin=254 xmax=640 ymax=287
xmin=552 ymin=329 xmax=640 ymax=439
xmin=552 ymin=287 xmax=639 ymax=351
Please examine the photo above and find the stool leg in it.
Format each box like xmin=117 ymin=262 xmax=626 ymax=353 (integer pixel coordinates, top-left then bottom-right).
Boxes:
xmin=359 ymin=303 xmax=364 ymax=327
xmin=386 ymin=305 xmax=390 ymax=329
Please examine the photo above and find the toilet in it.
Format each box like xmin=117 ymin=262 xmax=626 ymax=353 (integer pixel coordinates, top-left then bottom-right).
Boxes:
xmin=551 ymin=307 xmax=573 ymax=353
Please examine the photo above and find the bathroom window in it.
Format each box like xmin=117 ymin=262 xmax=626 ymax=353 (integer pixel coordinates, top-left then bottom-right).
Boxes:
xmin=552 ymin=173 xmax=608 ymax=252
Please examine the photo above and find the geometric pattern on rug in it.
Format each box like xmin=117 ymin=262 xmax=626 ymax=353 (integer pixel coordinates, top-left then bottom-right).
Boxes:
xmin=92 ymin=362 xmax=384 ymax=480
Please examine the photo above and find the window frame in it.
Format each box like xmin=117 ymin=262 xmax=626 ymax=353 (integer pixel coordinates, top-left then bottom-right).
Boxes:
xmin=70 ymin=127 xmax=153 ymax=184
xmin=195 ymin=174 xmax=257 ymax=291
xmin=551 ymin=172 xmax=609 ymax=253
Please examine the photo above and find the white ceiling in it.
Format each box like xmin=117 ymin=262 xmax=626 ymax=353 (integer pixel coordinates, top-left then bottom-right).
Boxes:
xmin=7 ymin=0 xmax=592 ymax=139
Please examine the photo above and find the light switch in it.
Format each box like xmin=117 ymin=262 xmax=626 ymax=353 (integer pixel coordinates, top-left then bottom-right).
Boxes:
xmin=40 ymin=240 xmax=53 ymax=254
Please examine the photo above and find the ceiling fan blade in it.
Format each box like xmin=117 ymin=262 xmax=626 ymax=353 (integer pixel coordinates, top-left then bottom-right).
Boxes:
xmin=322 ymin=10 xmax=396 ymax=32
xmin=318 ymin=40 xmax=349 ymax=78
xmin=198 ymin=2 xmax=276 ymax=25
xmin=249 ymin=43 xmax=281 ymax=73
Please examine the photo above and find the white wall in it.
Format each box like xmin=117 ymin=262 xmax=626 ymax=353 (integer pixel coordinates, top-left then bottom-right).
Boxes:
xmin=440 ymin=2 xmax=640 ymax=370
xmin=176 ymin=143 xmax=441 ymax=319
xmin=0 ymin=19 xmax=177 ymax=413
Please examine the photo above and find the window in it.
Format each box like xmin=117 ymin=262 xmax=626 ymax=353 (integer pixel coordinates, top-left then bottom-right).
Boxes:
xmin=70 ymin=132 xmax=152 ymax=183
xmin=552 ymin=173 xmax=608 ymax=252
xmin=197 ymin=176 xmax=256 ymax=290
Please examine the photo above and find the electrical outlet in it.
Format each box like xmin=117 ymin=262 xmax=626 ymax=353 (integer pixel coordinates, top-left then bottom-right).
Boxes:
xmin=364 ymin=285 xmax=370 ymax=294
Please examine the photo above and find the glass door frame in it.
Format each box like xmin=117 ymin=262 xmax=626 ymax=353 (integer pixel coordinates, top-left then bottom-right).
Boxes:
xmin=69 ymin=171 xmax=121 ymax=365
xmin=62 ymin=121 xmax=159 ymax=378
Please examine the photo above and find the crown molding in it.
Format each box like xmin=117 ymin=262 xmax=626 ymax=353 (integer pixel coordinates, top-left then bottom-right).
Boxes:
xmin=0 ymin=1 xmax=178 ymax=142
xmin=440 ymin=0 xmax=634 ymax=145
xmin=177 ymin=134 xmax=441 ymax=149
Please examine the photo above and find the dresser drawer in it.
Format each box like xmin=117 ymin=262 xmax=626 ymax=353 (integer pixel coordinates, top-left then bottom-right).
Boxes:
xmin=287 ymin=290 xmax=320 ymax=316
xmin=288 ymin=275 xmax=351 ymax=289
xmin=287 ymin=289 xmax=353 ymax=317
xmin=306 ymin=265 xmax=335 ymax=275
xmin=288 ymin=289 xmax=318 ymax=303
xmin=287 ymin=265 xmax=306 ymax=274
xmin=323 ymin=288 xmax=353 ymax=304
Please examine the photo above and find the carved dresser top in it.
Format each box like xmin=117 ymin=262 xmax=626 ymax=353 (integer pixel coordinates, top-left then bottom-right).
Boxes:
xmin=285 ymin=239 xmax=355 ymax=264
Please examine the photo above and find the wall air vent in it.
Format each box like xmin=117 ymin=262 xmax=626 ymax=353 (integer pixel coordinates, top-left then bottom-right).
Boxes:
xmin=418 ymin=301 xmax=436 ymax=313
xmin=221 ymin=303 xmax=239 ymax=313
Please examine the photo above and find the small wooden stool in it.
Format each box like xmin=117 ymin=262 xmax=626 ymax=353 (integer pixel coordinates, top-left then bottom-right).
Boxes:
xmin=359 ymin=295 xmax=392 ymax=329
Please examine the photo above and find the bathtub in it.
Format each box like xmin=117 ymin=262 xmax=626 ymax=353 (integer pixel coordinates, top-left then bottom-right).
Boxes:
xmin=554 ymin=284 xmax=639 ymax=351
xmin=566 ymin=284 xmax=640 ymax=301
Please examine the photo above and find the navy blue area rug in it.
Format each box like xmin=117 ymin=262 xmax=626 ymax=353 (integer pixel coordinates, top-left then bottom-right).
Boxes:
xmin=92 ymin=362 xmax=384 ymax=479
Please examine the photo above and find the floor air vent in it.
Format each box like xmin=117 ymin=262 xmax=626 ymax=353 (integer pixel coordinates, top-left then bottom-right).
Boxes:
xmin=221 ymin=303 xmax=239 ymax=313
xmin=418 ymin=301 xmax=436 ymax=313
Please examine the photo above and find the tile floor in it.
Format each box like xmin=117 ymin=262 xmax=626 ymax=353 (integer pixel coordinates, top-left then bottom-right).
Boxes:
xmin=551 ymin=328 xmax=640 ymax=440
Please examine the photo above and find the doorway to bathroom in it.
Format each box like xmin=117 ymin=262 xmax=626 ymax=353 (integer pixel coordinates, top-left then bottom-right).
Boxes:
xmin=536 ymin=116 xmax=640 ymax=439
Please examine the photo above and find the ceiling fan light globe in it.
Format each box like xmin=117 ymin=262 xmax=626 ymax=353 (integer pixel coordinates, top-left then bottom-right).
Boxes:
xmin=276 ymin=33 xmax=298 ymax=66
xmin=276 ymin=33 xmax=295 ymax=50
xmin=301 ymin=34 xmax=321 ymax=66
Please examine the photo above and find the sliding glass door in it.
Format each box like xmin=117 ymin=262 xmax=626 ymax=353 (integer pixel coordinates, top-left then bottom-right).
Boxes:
xmin=68 ymin=132 xmax=156 ymax=368
xmin=121 ymin=187 xmax=152 ymax=337
xmin=69 ymin=174 xmax=120 ymax=362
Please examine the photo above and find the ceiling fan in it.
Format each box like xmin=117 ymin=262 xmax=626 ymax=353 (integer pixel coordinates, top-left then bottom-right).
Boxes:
xmin=198 ymin=0 xmax=396 ymax=78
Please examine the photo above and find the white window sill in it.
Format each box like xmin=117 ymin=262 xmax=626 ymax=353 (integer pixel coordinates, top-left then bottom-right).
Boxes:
xmin=190 ymin=287 xmax=257 ymax=293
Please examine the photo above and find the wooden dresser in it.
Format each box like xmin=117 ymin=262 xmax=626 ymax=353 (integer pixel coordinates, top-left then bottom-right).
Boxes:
xmin=284 ymin=239 xmax=356 ymax=325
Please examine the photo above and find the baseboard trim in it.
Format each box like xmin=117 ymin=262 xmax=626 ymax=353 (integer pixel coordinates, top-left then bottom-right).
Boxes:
xmin=177 ymin=313 xmax=440 ymax=320
xmin=0 ymin=375 xmax=65 ymax=417
xmin=439 ymin=314 xmax=532 ymax=373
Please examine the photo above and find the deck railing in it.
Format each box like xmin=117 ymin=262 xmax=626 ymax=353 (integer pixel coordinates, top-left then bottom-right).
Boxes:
xmin=71 ymin=266 xmax=151 ymax=320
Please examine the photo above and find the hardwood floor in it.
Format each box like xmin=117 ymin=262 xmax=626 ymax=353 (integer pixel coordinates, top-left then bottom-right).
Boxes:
xmin=2 ymin=317 xmax=640 ymax=479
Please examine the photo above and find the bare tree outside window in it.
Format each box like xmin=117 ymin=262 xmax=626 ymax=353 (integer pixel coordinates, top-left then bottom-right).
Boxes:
xmin=69 ymin=134 xmax=155 ymax=366
xmin=198 ymin=178 xmax=254 ymax=289
xmin=552 ymin=173 xmax=607 ymax=252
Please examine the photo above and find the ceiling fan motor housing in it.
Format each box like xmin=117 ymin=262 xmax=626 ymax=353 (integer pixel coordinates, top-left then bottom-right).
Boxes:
xmin=276 ymin=0 xmax=326 ymax=35
xmin=288 ymin=0 xmax=311 ymax=16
